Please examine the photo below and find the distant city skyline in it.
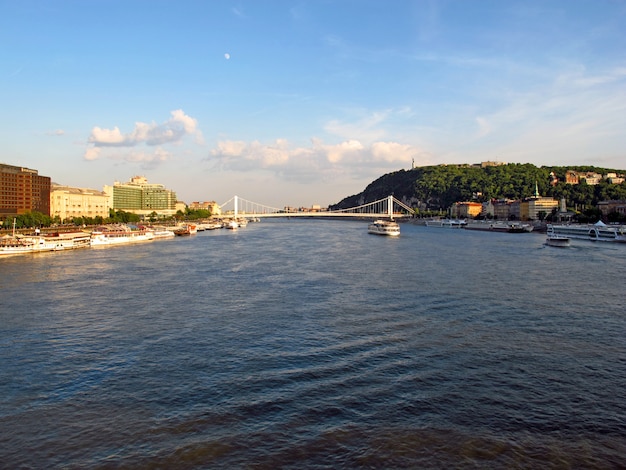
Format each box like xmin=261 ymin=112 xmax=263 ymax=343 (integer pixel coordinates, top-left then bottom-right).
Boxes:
xmin=2 ymin=0 xmax=625 ymax=208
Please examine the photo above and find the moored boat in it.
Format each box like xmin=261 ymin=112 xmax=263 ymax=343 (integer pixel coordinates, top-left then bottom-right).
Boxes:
xmin=0 ymin=235 xmax=57 ymax=256
xmin=1 ymin=219 xmax=90 ymax=255
xmin=224 ymin=219 xmax=238 ymax=230
xmin=464 ymin=221 xmax=533 ymax=233
xmin=508 ymin=222 xmax=534 ymax=233
xmin=90 ymin=224 xmax=155 ymax=246
xmin=145 ymin=226 xmax=175 ymax=239
xmin=547 ymin=221 xmax=626 ymax=243
xmin=368 ymin=219 xmax=400 ymax=236
xmin=425 ymin=218 xmax=467 ymax=229
xmin=173 ymin=224 xmax=198 ymax=236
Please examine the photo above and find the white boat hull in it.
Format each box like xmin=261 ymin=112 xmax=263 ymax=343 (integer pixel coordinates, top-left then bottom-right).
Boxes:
xmin=546 ymin=236 xmax=571 ymax=248
xmin=547 ymin=223 xmax=626 ymax=242
xmin=368 ymin=220 xmax=400 ymax=236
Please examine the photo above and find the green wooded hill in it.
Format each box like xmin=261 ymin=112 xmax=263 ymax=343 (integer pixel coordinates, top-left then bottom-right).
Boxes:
xmin=330 ymin=163 xmax=626 ymax=215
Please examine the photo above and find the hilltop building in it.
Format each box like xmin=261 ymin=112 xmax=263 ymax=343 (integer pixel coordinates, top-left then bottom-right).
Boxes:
xmin=0 ymin=163 xmax=51 ymax=220
xmin=605 ymin=173 xmax=625 ymax=184
xmin=103 ymin=176 xmax=177 ymax=218
xmin=563 ymin=170 xmax=622 ymax=185
xmin=50 ymin=184 xmax=110 ymax=222
xmin=480 ymin=161 xmax=506 ymax=168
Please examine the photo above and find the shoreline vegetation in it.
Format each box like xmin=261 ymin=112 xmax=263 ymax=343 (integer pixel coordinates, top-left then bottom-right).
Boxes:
xmin=331 ymin=163 xmax=626 ymax=223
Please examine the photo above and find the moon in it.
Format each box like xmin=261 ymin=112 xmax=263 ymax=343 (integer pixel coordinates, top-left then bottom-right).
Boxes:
xmin=224 ymin=53 xmax=230 ymax=60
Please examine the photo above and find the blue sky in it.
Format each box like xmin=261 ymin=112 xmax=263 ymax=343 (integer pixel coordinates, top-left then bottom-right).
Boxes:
xmin=1 ymin=0 xmax=625 ymax=208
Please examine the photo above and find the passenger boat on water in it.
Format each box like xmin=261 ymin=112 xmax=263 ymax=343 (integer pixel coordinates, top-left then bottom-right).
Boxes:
xmin=90 ymin=224 xmax=155 ymax=246
xmin=0 ymin=232 xmax=91 ymax=256
xmin=367 ymin=219 xmax=400 ymax=237
xmin=1 ymin=219 xmax=91 ymax=255
xmin=545 ymin=236 xmax=571 ymax=248
xmin=0 ymin=235 xmax=57 ymax=256
xmin=173 ymin=224 xmax=198 ymax=236
xmin=145 ymin=226 xmax=175 ymax=239
xmin=547 ymin=221 xmax=626 ymax=243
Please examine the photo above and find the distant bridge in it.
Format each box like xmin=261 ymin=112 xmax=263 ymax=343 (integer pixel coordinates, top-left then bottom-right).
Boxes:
xmin=218 ymin=195 xmax=414 ymax=219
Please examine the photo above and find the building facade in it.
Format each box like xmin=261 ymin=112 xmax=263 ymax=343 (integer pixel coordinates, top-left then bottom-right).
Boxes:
xmin=522 ymin=196 xmax=559 ymax=221
xmin=0 ymin=163 xmax=51 ymax=220
xmin=597 ymin=200 xmax=626 ymax=218
xmin=492 ymin=199 xmax=514 ymax=220
xmin=451 ymin=201 xmax=482 ymax=218
xmin=50 ymin=184 xmax=110 ymax=222
xmin=103 ymin=176 xmax=177 ymax=218
xmin=188 ymin=201 xmax=222 ymax=215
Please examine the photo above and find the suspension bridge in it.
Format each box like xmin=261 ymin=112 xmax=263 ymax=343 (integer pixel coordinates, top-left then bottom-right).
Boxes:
xmin=217 ymin=195 xmax=414 ymax=219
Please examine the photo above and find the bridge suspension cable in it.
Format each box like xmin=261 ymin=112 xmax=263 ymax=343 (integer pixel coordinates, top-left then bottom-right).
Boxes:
xmin=218 ymin=195 xmax=414 ymax=218
xmin=328 ymin=195 xmax=414 ymax=218
xmin=219 ymin=196 xmax=282 ymax=217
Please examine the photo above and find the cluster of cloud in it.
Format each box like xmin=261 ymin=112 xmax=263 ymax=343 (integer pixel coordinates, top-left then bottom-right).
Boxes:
xmin=208 ymin=138 xmax=424 ymax=182
xmin=81 ymin=107 xmax=425 ymax=183
xmin=84 ymin=110 xmax=201 ymax=164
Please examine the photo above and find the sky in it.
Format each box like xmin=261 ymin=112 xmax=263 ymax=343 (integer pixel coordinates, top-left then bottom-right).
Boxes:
xmin=1 ymin=0 xmax=625 ymax=208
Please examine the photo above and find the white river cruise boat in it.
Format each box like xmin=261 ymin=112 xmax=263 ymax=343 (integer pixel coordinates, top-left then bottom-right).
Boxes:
xmin=368 ymin=219 xmax=400 ymax=237
xmin=547 ymin=221 xmax=626 ymax=243
xmin=0 ymin=235 xmax=59 ymax=256
xmin=1 ymin=220 xmax=91 ymax=256
xmin=90 ymin=224 xmax=155 ymax=246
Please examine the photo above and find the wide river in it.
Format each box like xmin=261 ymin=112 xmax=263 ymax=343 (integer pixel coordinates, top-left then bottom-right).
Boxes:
xmin=1 ymin=219 xmax=624 ymax=468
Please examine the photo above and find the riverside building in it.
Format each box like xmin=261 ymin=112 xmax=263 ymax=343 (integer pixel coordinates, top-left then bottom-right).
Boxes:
xmin=0 ymin=163 xmax=51 ymax=221
xmin=103 ymin=176 xmax=177 ymax=219
xmin=50 ymin=184 xmax=110 ymax=222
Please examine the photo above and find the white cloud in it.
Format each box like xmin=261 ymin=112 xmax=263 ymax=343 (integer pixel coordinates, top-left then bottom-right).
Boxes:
xmin=209 ymin=138 xmax=422 ymax=183
xmin=84 ymin=110 xmax=201 ymax=166
xmin=46 ymin=129 xmax=65 ymax=136
xmin=89 ymin=126 xmax=126 ymax=145
xmin=82 ymin=146 xmax=173 ymax=169
xmin=371 ymin=141 xmax=416 ymax=163
xmin=83 ymin=147 xmax=101 ymax=161
xmin=87 ymin=109 xmax=200 ymax=148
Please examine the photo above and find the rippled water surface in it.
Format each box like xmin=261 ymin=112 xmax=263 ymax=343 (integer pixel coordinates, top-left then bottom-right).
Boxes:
xmin=1 ymin=219 xmax=625 ymax=468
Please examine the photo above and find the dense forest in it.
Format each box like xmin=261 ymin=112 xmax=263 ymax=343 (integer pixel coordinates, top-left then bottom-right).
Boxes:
xmin=330 ymin=163 xmax=626 ymax=219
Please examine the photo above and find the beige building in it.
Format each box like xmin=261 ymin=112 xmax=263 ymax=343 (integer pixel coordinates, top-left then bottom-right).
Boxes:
xmin=605 ymin=173 xmax=625 ymax=184
xmin=188 ymin=201 xmax=221 ymax=215
xmin=50 ymin=184 xmax=110 ymax=222
xmin=521 ymin=196 xmax=559 ymax=221
xmin=451 ymin=201 xmax=482 ymax=218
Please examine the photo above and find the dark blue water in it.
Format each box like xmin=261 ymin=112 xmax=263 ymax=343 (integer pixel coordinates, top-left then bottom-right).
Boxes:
xmin=1 ymin=219 xmax=625 ymax=468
